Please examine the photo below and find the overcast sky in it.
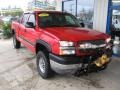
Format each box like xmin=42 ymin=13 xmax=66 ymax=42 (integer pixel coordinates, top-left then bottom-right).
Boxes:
xmin=0 ymin=0 xmax=94 ymax=11
xmin=0 ymin=0 xmax=55 ymax=10
xmin=0 ymin=0 xmax=30 ymax=10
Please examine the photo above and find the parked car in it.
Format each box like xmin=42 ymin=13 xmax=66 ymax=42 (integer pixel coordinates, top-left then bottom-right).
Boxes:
xmin=11 ymin=11 xmax=112 ymax=79
xmin=111 ymin=19 xmax=120 ymax=39
xmin=113 ymin=19 xmax=120 ymax=29
xmin=2 ymin=16 xmax=19 ymax=24
xmin=2 ymin=16 xmax=12 ymax=23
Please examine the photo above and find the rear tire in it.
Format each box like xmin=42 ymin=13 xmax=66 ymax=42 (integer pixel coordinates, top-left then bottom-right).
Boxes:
xmin=13 ymin=34 xmax=21 ymax=49
xmin=36 ymin=51 xmax=54 ymax=79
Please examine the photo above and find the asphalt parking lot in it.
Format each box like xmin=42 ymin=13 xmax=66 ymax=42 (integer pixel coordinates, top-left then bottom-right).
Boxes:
xmin=0 ymin=39 xmax=120 ymax=90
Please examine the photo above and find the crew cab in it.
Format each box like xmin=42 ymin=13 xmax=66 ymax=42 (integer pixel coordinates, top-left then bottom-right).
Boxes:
xmin=11 ymin=11 xmax=112 ymax=79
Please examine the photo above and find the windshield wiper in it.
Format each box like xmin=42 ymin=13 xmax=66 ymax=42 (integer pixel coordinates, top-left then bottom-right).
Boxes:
xmin=63 ymin=24 xmax=80 ymax=27
xmin=40 ymin=24 xmax=63 ymax=28
xmin=40 ymin=24 xmax=80 ymax=28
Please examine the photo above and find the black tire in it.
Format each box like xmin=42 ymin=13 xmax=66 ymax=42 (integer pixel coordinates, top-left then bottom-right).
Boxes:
xmin=36 ymin=51 xmax=54 ymax=79
xmin=13 ymin=34 xmax=21 ymax=49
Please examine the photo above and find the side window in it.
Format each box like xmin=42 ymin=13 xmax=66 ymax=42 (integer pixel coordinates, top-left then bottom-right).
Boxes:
xmin=20 ymin=16 xmax=24 ymax=23
xmin=65 ymin=15 xmax=76 ymax=25
xmin=21 ymin=14 xmax=29 ymax=25
xmin=28 ymin=14 xmax=35 ymax=26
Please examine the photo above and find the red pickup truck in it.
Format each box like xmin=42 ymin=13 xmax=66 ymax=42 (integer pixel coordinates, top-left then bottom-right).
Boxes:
xmin=11 ymin=11 xmax=112 ymax=79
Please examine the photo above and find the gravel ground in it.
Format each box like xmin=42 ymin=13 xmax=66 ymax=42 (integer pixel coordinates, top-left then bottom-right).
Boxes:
xmin=0 ymin=39 xmax=120 ymax=90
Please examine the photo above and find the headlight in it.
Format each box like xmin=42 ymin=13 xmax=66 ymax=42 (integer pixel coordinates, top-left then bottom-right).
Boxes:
xmin=59 ymin=41 xmax=74 ymax=46
xmin=106 ymin=37 xmax=111 ymax=43
xmin=59 ymin=41 xmax=75 ymax=55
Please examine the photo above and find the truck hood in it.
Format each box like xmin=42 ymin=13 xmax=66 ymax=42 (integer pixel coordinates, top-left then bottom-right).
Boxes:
xmin=43 ymin=27 xmax=109 ymax=41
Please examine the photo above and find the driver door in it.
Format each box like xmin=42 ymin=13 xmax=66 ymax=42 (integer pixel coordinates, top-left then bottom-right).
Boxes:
xmin=19 ymin=14 xmax=29 ymax=40
xmin=24 ymin=14 xmax=39 ymax=53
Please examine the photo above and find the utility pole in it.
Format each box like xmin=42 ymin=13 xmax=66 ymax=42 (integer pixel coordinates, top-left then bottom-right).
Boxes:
xmin=75 ymin=0 xmax=78 ymax=17
xmin=35 ymin=0 xmax=36 ymax=7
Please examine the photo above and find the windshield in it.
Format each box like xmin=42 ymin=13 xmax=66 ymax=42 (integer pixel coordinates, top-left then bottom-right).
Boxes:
xmin=38 ymin=12 xmax=80 ymax=27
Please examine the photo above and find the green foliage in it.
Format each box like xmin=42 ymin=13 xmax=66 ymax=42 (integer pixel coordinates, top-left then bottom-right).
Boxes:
xmin=2 ymin=22 xmax=12 ymax=39
xmin=0 ymin=20 xmax=3 ymax=29
xmin=2 ymin=9 xmax=23 ymax=17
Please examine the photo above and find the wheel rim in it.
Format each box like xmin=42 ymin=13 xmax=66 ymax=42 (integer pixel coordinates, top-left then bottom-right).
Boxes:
xmin=39 ymin=57 xmax=46 ymax=73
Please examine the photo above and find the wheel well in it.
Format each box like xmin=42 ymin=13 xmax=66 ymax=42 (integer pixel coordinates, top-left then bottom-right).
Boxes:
xmin=36 ymin=43 xmax=49 ymax=57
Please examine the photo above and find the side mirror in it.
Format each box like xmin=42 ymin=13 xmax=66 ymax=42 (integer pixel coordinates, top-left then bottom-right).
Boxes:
xmin=80 ymin=22 xmax=85 ymax=27
xmin=25 ymin=22 xmax=35 ymax=28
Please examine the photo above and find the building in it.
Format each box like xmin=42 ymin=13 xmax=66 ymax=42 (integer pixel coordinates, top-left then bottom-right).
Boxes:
xmin=56 ymin=0 xmax=120 ymax=34
xmin=27 ymin=0 xmax=56 ymax=10
xmin=0 ymin=7 xmax=23 ymax=16
xmin=55 ymin=0 xmax=120 ymax=56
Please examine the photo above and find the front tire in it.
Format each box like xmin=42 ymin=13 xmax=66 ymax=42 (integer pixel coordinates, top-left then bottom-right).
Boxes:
xmin=100 ymin=64 xmax=108 ymax=71
xmin=36 ymin=51 xmax=54 ymax=79
xmin=13 ymin=34 xmax=21 ymax=49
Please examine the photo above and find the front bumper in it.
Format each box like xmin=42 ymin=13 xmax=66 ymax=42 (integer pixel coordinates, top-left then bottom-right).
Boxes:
xmin=50 ymin=60 xmax=82 ymax=74
xmin=49 ymin=49 xmax=112 ymax=74
xmin=50 ymin=54 xmax=85 ymax=74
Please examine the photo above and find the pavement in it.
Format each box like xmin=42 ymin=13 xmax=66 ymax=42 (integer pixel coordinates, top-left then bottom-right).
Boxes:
xmin=0 ymin=39 xmax=120 ymax=90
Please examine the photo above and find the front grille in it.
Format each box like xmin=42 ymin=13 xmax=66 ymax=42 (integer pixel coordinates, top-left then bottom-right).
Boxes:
xmin=78 ymin=40 xmax=105 ymax=45
xmin=79 ymin=47 xmax=104 ymax=53
xmin=78 ymin=40 xmax=105 ymax=53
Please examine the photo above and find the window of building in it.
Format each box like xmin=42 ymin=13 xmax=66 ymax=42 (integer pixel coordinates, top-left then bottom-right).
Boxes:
xmin=112 ymin=0 xmax=120 ymax=5
xmin=63 ymin=0 xmax=76 ymax=15
xmin=63 ymin=0 xmax=94 ymax=29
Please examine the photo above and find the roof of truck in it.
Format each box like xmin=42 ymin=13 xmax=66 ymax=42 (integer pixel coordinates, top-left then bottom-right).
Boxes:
xmin=24 ymin=10 xmax=67 ymax=14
